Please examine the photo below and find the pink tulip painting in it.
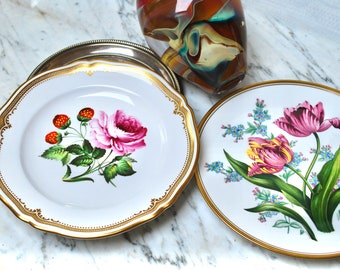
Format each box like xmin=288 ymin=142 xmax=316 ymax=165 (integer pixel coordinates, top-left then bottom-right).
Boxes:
xmin=206 ymin=98 xmax=339 ymax=241
xmin=246 ymin=135 xmax=294 ymax=177
xmin=273 ymin=101 xmax=340 ymax=137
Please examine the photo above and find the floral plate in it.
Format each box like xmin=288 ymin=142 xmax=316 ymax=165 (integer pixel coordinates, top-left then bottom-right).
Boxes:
xmin=0 ymin=60 xmax=199 ymax=238
xmin=195 ymin=80 xmax=339 ymax=258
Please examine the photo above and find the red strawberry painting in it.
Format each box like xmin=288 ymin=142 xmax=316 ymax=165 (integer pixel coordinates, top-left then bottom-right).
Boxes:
xmin=77 ymin=107 xmax=94 ymax=122
xmin=53 ymin=114 xmax=71 ymax=129
xmin=45 ymin=131 xmax=62 ymax=144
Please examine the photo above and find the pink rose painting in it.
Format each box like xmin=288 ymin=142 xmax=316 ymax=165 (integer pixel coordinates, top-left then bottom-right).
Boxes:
xmin=89 ymin=110 xmax=147 ymax=155
xmin=41 ymin=108 xmax=148 ymax=187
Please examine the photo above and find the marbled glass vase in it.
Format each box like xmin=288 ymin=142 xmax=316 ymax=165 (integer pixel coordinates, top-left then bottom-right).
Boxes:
xmin=137 ymin=0 xmax=247 ymax=95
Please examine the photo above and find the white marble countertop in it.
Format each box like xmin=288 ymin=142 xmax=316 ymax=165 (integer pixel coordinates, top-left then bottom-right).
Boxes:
xmin=0 ymin=0 xmax=339 ymax=269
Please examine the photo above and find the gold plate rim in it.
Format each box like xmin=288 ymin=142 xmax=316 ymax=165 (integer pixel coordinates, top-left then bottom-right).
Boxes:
xmin=28 ymin=39 xmax=181 ymax=92
xmin=0 ymin=60 xmax=199 ymax=239
xmin=195 ymin=79 xmax=340 ymax=259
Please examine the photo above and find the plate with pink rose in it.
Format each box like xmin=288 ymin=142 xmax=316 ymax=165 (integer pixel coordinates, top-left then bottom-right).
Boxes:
xmin=195 ymin=80 xmax=340 ymax=258
xmin=0 ymin=60 xmax=199 ymax=238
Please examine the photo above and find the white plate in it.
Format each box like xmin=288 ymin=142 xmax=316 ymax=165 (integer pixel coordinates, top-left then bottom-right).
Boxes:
xmin=196 ymin=80 xmax=340 ymax=258
xmin=0 ymin=60 xmax=199 ymax=239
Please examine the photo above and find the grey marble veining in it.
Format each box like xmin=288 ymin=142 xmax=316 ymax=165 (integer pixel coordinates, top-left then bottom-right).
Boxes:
xmin=0 ymin=0 xmax=339 ymax=269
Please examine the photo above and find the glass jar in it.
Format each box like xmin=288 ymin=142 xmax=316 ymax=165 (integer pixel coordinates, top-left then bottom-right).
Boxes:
xmin=137 ymin=0 xmax=247 ymax=95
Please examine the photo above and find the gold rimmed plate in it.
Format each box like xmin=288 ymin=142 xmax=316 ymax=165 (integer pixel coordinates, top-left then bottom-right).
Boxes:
xmin=29 ymin=39 xmax=180 ymax=92
xmin=0 ymin=60 xmax=198 ymax=238
xmin=195 ymin=80 xmax=339 ymax=258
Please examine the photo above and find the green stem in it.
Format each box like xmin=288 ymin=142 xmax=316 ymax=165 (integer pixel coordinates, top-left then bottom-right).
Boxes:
xmin=301 ymin=132 xmax=320 ymax=198
xmin=305 ymin=132 xmax=320 ymax=182
xmin=79 ymin=122 xmax=89 ymax=139
xmin=63 ymin=150 xmax=115 ymax=181
xmin=93 ymin=150 xmax=115 ymax=173
xmin=64 ymin=166 xmax=94 ymax=181
xmin=64 ymin=126 xmax=84 ymax=139
xmin=71 ymin=126 xmax=82 ymax=136
xmin=286 ymin=215 xmax=291 ymax=234
xmin=109 ymin=180 xmax=117 ymax=187
xmin=285 ymin=164 xmax=314 ymax=194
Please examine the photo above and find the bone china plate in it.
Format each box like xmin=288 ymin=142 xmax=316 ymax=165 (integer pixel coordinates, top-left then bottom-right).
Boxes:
xmin=0 ymin=60 xmax=198 ymax=239
xmin=195 ymin=80 xmax=339 ymax=258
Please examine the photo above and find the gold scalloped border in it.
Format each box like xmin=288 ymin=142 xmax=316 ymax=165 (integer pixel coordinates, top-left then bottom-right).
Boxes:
xmin=0 ymin=61 xmax=199 ymax=239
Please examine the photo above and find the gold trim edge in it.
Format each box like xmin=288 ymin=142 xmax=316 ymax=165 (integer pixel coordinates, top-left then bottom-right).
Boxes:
xmin=195 ymin=80 xmax=340 ymax=259
xmin=28 ymin=39 xmax=181 ymax=92
xmin=0 ymin=60 xmax=199 ymax=239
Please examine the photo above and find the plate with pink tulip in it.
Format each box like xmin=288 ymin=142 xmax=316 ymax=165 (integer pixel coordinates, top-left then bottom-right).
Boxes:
xmin=196 ymin=80 xmax=340 ymax=258
xmin=0 ymin=60 xmax=199 ymax=238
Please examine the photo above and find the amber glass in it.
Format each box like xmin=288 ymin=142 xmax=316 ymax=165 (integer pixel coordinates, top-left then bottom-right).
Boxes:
xmin=137 ymin=0 xmax=247 ymax=94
